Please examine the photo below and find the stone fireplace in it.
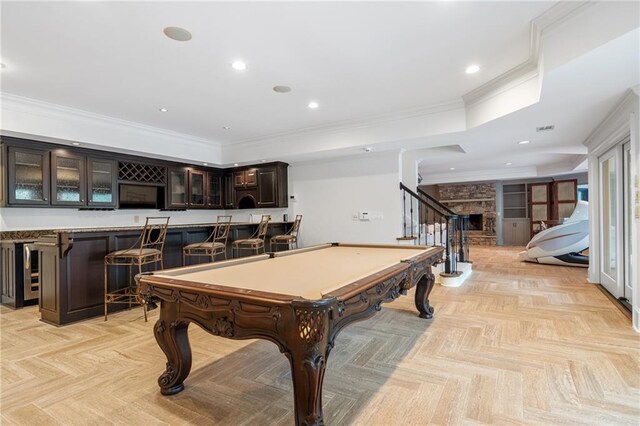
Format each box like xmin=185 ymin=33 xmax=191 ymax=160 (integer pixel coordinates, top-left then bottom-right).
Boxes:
xmin=420 ymin=182 xmax=497 ymax=245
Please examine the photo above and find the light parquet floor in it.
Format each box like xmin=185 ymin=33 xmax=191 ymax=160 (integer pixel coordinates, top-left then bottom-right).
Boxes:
xmin=1 ymin=246 xmax=639 ymax=425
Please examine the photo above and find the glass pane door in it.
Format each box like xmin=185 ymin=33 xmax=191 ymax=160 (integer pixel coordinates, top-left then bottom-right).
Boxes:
xmin=599 ymin=148 xmax=622 ymax=295
xmin=89 ymin=158 xmax=115 ymax=206
xmin=600 ymin=152 xmax=618 ymax=297
xmin=55 ymin=156 xmax=82 ymax=203
xmin=14 ymin=151 xmax=47 ymax=203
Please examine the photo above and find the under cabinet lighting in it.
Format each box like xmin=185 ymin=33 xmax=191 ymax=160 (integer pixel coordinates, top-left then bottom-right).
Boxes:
xmin=518 ymin=140 xmax=531 ymax=145
xmin=203 ymin=163 xmax=208 ymax=166
xmin=234 ymin=163 xmax=239 ymax=166
xmin=71 ymin=142 xmax=81 ymax=146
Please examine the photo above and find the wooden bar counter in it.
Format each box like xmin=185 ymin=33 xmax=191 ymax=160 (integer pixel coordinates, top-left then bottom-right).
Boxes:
xmin=34 ymin=221 xmax=292 ymax=325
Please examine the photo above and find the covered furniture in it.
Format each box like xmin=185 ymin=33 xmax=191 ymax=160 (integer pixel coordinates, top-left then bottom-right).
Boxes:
xmin=270 ymin=214 xmax=302 ymax=251
xmin=231 ymin=215 xmax=270 ymax=257
xmin=104 ymin=216 xmax=170 ymax=321
xmin=182 ymin=215 xmax=232 ymax=264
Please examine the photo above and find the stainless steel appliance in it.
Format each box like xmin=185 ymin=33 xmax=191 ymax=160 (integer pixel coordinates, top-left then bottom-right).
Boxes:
xmin=0 ymin=240 xmax=39 ymax=308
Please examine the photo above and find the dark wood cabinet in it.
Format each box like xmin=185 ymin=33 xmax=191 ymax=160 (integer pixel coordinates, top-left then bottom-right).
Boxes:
xmin=7 ymin=146 xmax=50 ymax=205
xmin=258 ymin=163 xmax=288 ymax=208
xmin=224 ymin=172 xmax=235 ymax=208
xmin=2 ymin=137 xmax=287 ymax=211
xmin=51 ymin=150 xmax=86 ymax=206
xmin=551 ymin=179 xmax=577 ymax=221
xmin=168 ymin=168 xmax=188 ymax=208
xmin=207 ymin=172 xmax=223 ymax=209
xmin=87 ymin=157 xmax=117 ymax=207
xmin=234 ymin=168 xmax=257 ymax=188
xmin=257 ymin=167 xmax=277 ymax=207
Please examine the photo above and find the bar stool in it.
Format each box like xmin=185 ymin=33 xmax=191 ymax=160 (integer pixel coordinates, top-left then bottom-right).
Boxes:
xmin=183 ymin=215 xmax=232 ymax=264
xmin=232 ymin=215 xmax=270 ymax=258
xmin=270 ymin=215 xmax=303 ymax=251
xmin=104 ymin=217 xmax=170 ymax=321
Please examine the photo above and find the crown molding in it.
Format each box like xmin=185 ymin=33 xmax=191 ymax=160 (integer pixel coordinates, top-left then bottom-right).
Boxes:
xmin=226 ymin=99 xmax=465 ymax=149
xmin=0 ymin=92 xmax=222 ymax=149
xmin=419 ymin=166 xmax=538 ymax=185
xmin=462 ymin=1 xmax=594 ymax=108
xmin=583 ymin=88 xmax=638 ymax=152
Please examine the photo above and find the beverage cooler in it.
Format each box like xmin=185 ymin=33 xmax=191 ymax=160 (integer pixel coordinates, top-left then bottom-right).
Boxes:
xmin=1 ymin=240 xmax=40 ymax=308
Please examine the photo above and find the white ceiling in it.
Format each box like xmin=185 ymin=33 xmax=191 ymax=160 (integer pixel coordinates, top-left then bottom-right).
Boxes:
xmin=1 ymin=1 xmax=551 ymax=143
xmin=1 ymin=1 xmax=638 ymax=182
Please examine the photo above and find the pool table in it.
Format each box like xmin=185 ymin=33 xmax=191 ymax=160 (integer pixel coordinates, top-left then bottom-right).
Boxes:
xmin=137 ymin=242 xmax=443 ymax=425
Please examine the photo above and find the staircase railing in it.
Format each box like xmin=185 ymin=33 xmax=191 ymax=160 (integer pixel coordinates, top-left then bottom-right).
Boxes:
xmin=418 ymin=187 xmax=470 ymax=264
xmin=400 ymin=183 xmax=470 ymax=275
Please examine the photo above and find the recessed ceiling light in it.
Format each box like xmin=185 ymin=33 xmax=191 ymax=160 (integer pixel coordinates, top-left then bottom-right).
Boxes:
xmin=505 ymin=162 xmax=513 ymax=166
xmin=449 ymin=167 xmax=455 ymax=170
xmin=163 ymin=27 xmax=192 ymax=42
xmin=159 ymin=108 xmax=168 ymax=113
xmin=234 ymin=163 xmax=239 ymax=167
xmin=465 ymin=64 xmax=480 ymax=74
xmin=308 ymin=101 xmax=319 ymax=109
xmin=203 ymin=163 xmax=208 ymax=166
xmin=222 ymin=126 xmax=231 ymax=130
xmin=261 ymin=159 xmax=267 ymax=163
xmin=363 ymin=147 xmax=373 ymax=152
xmin=71 ymin=142 xmax=81 ymax=146
xmin=273 ymin=86 xmax=292 ymax=93
xmin=518 ymin=140 xmax=531 ymax=145
xmin=231 ymin=61 xmax=247 ymax=71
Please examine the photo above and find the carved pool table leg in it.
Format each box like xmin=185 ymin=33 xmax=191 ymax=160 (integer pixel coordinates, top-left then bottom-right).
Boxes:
xmin=287 ymin=304 xmax=333 ymax=426
xmin=288 ymin=343 xmax=330 ymax=426
xmin=154 ymin=302 xmax=192 ymax=395
xmin=415 ymin=270 xmax=436 ymax=319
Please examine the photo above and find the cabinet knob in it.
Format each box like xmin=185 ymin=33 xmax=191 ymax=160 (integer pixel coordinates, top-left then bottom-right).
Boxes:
xmin=44 ymin=197 xmax=48 ymax=201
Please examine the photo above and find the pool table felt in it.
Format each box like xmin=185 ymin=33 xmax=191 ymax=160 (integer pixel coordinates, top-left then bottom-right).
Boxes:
xmin=152 ymin=245 xmax=429 ymax=300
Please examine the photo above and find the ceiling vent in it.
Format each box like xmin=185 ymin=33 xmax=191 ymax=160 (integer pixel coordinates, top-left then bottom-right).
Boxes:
xmin=536 ymin=125 xmax=555 ymax=132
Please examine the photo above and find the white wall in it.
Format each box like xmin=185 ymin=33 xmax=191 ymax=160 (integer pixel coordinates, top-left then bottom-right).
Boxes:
xmin=288 ymin=151 xmax=402 ymax=247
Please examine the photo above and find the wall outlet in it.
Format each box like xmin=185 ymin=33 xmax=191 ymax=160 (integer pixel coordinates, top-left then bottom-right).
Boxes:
xmin=359 ymin=211 xmax=370 ymax=221
xmin=134 ymin=215 xmax=140 ymax=223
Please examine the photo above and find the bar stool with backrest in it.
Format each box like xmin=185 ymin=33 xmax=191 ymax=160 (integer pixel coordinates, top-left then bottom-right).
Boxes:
xmin=104 ymin=217 xmax=170 ymax=322
xmin=232 ymin=215 xmax=270 ymax=258
xmin=270 ymin=214 xmax=303 ymax=252
xmin=182 ymin=215 xmax=232 ymax=264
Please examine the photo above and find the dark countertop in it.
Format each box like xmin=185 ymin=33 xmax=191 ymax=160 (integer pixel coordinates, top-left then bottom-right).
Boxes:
xmin=0 ymin=221 xmax=292 ymax=241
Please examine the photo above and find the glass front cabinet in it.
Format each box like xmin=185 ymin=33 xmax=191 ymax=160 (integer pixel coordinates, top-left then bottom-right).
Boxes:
xmin=87 ymin=157 xmax=117 ymax=207
xmin=51 ymin=150 xmax=86 ymax=206
xmin=168 ymin=168 xmax=188 ymax=208
xmin=188 ymin=169 xmax=206 ymax=208
xmin=7 ymin=147 xmax=51 ymax=205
